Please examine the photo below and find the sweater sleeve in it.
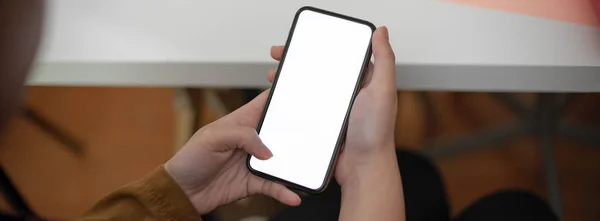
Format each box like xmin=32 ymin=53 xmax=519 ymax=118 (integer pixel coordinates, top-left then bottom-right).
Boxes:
xmin=77 ymin=165 xmax=202 ymax=221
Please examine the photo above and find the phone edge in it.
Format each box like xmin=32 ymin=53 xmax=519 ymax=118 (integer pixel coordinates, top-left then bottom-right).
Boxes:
xmin=246 ymin=5 xmax=377 ymax=195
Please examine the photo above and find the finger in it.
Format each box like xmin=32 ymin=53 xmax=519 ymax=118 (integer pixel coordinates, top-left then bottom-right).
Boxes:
xmin=261 ymin=180 xmax=302 ymax=206
xmin=210 ymin=126 xmax=273 ymax=159
xmin=267 ymin=69 xmax=276 ymax=83
xmin=270 ymin=45 xmax=285 ymax=61
xmin=227 ymin=88 xmax=270 ymax=127
xmin=360 ymin=62 xmax=374 ymax=88
xmin=369 ymin=26 xmax=396 ymax=91
xmin=235 ymin=127 xmax=273 ymax=159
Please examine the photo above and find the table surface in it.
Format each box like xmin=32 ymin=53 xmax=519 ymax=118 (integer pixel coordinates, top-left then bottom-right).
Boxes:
xmin=28 ymin=0 xmax=600 ymax=92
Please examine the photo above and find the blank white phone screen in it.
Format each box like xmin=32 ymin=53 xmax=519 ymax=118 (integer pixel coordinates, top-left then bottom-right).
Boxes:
xmin=249 ymin=9 xmax=373 ymax=190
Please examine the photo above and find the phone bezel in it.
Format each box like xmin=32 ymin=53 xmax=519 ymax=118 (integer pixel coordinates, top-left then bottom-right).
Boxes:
xmin=246 ymin=6 xmax=376 ymax=194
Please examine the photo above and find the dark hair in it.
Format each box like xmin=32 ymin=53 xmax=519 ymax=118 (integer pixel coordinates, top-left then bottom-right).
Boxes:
xmin=0 ymin=1 xmax=44 ymax=131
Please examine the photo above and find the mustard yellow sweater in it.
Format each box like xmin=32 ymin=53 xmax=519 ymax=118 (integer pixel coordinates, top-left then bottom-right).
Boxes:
xmin=77 ymin=166 xmax=202 ymax=221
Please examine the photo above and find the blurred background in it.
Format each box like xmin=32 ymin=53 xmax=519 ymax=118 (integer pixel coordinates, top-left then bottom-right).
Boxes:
xmin=0 ymin=89 xmax=599 ymax=221
xmin=2 ymin=0 xmax=600 ymax=221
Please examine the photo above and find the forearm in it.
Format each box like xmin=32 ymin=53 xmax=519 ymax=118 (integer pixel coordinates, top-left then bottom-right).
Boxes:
xmin=338 ymin=148 xmax=405 ymax=221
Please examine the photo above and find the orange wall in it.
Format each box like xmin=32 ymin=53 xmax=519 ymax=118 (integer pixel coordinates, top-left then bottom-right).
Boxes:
xmin=445 ymin=0 xmax=599 ymax=27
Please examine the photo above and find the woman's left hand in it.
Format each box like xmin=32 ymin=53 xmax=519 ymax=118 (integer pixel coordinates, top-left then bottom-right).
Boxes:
xmin=165 ymin=89 xmax=301 ymax=215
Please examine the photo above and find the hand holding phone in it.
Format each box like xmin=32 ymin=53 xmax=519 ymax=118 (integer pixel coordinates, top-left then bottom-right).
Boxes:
xmin=247 ymin=7 xmax=376 ymax=193
xmin=248 ymin=6 xmax=398 ymax=194
xmin=264 ymin=20 xmax=402 ymax=221
xmin=151 ymin=6 xmax=400 ymax=217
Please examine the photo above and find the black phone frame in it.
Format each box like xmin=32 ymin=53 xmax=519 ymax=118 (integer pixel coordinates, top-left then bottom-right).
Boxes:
xmin=246 ymin=6 xmax=376 ymax=194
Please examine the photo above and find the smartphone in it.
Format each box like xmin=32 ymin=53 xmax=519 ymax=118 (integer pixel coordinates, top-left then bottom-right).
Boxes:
xmin=247 ymin=6 xmax=375 ymax=194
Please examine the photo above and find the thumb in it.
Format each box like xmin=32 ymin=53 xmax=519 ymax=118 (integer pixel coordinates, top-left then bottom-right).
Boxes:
xmin=369 ymin=26 xmax=396 ymax=91
xmin=210 ymin=126 xmax=273 ymax=160
xmin=227 ymin=89 xmax=271 ymax=127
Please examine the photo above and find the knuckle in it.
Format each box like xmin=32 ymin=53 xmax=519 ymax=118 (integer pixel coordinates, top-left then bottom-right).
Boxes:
xmin=240 ymin=127 xmax=256 ymax=139
xmin=239 ymin=127 xmax=258 ymax=147
xmin=196 ymin=124 xmax=213 ymax=141
xmin=388 ymin=48 xmax=396 ymax=61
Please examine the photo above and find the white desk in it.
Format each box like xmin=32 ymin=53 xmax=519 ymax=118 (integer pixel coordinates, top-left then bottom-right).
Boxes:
xmin=28 ymin=0 xmax=600 ymax=92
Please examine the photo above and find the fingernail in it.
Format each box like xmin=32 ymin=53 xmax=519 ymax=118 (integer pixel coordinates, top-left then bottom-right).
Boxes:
xmin=264 ymin=148 xmax=273 ymax=159
xmin=380 ymin=26 xmax=389 ymax=41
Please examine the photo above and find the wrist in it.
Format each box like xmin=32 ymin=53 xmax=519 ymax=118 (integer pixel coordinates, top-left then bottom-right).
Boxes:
xmin=338 ymin=144 xmax=399 ymax=189
xmin=337 ymin=146 xmax=405 ymax=221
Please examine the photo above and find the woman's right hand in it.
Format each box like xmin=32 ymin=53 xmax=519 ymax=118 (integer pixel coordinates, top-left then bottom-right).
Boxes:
xmin=267 ymin=26 xmax=398 ymax=186
xmin=268 ymin=26 xmax=403 ymax=221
